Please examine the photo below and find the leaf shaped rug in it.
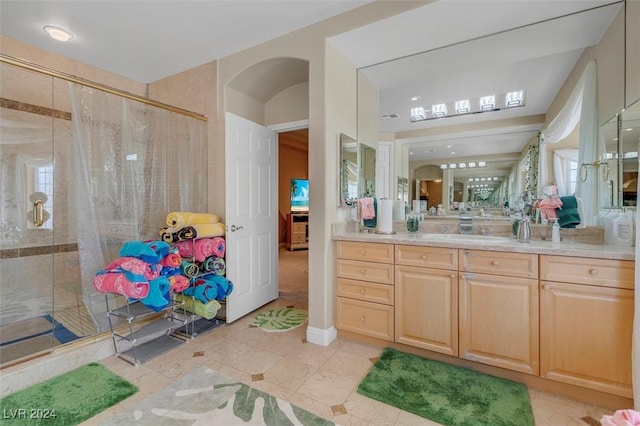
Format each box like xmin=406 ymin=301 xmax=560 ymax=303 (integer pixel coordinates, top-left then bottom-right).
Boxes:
xmin=252 ymin=307 xmax=308 ymax=332
xmin=101 ymin=366 xmax=333 ymax=425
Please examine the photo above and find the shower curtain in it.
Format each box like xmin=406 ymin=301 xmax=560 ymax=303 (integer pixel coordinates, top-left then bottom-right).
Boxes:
xmin=68 ymin=83 xmax=207 ymax=331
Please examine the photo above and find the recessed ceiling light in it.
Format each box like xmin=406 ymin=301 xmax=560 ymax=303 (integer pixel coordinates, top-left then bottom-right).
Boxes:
xmin=44 ymin=25 xmax=73 ymax=42
xmin=411 ymin=96 xmax=421 ymax=101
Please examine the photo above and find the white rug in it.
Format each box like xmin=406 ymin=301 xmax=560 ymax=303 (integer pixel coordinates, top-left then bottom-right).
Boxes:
xmin=101 ymin=366 xmax=334 ymax=425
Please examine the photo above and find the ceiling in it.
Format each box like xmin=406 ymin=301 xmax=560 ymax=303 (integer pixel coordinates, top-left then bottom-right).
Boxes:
xmin=0 ymin=0 xmax=372 ymax=83
xmin=329 ymin=0 xmax=623 ymax=169
xmin=0 ymin=0 xmax=625 ymax=182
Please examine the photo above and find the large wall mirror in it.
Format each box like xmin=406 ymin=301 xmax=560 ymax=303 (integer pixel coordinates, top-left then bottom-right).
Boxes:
xmin=332 ymin=0 xmax=627 ymax=224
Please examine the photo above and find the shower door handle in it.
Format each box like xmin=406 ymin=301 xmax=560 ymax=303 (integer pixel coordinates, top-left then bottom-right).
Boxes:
xmin=33 ymin=200 xmax=44 ymax=227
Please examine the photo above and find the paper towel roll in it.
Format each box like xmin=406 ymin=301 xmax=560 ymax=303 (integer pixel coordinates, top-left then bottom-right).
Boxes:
xmin=393 ymin=200 xmax=406 ymax=221
xmin=377 ymin=199 xmax=394 ymax=234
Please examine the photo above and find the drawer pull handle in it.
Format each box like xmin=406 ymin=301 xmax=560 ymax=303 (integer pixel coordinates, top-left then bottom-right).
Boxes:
xmin=450 ymin=274 xmax=456 ymax=278
xmin=543 ymin=284 xmax=550 ymax=290
xmin=589 ymin=269 xmax=598 ymax=275
xmin=492 ymin=260 xmax=499 ymax=266
xmin=360 ymin=316 xmax=366 ymax=321
xmin=421 ymin=255 xmax=427 ymax=260
xmin=361 ymin=269 xmax=366 ymax=274
xmin=360 ymin=289 xmax=366 ymax=295
xmin=360 ymin=250 xmax=365 ymax=254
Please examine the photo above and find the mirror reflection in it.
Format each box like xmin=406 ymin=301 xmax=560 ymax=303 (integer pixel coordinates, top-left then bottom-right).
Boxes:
xmin=344 ymin=1 xmax=625 ymax=224
xmin=339 ymin=133 xmax=358 ymax=205
xmin=620 ymin=99 xmax=640 ymax=207
xmin=359 ymin=143 xmax=375 ymax=198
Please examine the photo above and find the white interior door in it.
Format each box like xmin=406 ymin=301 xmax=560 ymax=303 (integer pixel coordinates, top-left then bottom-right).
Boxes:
xmin=225 ymin=112 xmax=278 ymax=322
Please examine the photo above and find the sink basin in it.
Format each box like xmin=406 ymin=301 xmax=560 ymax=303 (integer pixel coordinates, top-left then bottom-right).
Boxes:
xmin=420 ymin=234 xmax=513 ymax=244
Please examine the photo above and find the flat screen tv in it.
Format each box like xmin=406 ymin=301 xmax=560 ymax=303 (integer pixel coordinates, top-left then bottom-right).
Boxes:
xmin=290 ymin=178 xmax=309 ymax=212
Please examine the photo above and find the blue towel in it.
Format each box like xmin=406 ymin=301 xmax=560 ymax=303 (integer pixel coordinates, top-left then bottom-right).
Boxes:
xmin=119 ymin=240 xmax=171 ymax=264
xmin=556 ymin=196 xmax=581 ymax=229
xmin=363 ymin=198 xmax=377 ymax=228
xmin=185 ymin=274 xmax=234 ymax=303
xmin=140 ymin=276 xmax=171 ymax=311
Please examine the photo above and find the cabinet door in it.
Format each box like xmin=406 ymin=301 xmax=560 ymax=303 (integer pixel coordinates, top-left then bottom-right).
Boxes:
xmin=459 ymin=273 xmax=539 ymax=375
xmin=540 ymin=281 xmax=633 ymax=398
xmin=395 ymin=266 xmax=458 ymax=356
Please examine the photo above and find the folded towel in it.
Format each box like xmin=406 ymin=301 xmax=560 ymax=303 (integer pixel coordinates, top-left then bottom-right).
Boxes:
xmin=119 ymin=240 xmax=171 ymax=263
xmin=166 ymin=212 xmax=219 ymax=228
xmin=199 ymin=256 xmax=215 ymax=273
xmin=102 ymin=257 xmax=162 ymax=282
xmin=160 ymin=252 xmax=182 ymax=268
xmin=211 ymin=236 xmax=226 ymax=258
xmin=93 ymin=272 xmax=149 ymax=299
xmin=176 ymin=238 xmax=218 ymax=262
xmin=557 ymin=196 xmax=581 ymax=228
xmin=358 ymin=197 xmax=376 ymax=220
xmin=168 ymin=275 xmax=190 ymax=293
xmin=174 ymin=294 xmax=222 ymax=320
xmin=185 ymin=274 xmax=234 ymax=303
xmin=536 ymin=195 xmax=563 ymax=220
xmin=601 ymin=409 xmax=640 ymax=426
xmin=211 ymin=257 xmax=226 ymax=276
xmin=362 ymin=198 xmax=377 ymax=228
xmin=180 ymin=260 xmax=200 ymax=278
xmin=160 ymin=223 xmax=226 ymax=243
xmin=141 ymin=276 xmax=171 ymax=311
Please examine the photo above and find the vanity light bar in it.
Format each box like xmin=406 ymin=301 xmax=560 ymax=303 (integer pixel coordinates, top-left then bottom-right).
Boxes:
xmin=441 ymin=161 xmax=488 ymax=170
xmin=410 ymin=91 xmax=525 ymax=123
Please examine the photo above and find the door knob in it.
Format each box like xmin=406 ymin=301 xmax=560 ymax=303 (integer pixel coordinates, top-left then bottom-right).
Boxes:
xmin=230 ymin=224 xmax=244 ymax=232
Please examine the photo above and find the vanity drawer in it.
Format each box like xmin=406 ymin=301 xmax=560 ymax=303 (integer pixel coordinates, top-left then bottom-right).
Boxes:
xmin=336 ymin=241 xmax=394 ymax=264
xmin=336 ymin=259 xmax=394 ymax=285
xmin=395 ymin=245 xmax=457 ymax=270
xmin=336 ymin=297 xmax=394 ymax=341
xmin=540 ymin=256 xmax=634 ymax=289
xmin=337 ymin=278 xmax=394 ymax=305
xmin=461 ymin=249 xmax=538 ymax=279
xmin=292 ymin=223 xmax=307 ymax=233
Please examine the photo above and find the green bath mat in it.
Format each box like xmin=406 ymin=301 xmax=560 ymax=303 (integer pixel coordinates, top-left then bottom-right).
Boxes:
xmin=357 ymin=348 xmax=534 ymax=426
xmin=0 ymin=362 xmax=138 ymax=425
xmin=252 ymin=307 xmax=308 ymax=332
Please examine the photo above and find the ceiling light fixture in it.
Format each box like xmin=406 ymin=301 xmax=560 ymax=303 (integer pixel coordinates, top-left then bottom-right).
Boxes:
xmin=505 ymin=90 xmax=524 ymax=107
xmin=455 ymin=99 xmax=470 ymax=114
xmin=479 ymin=95 xmax=495 ymax=111
xmin=43 ymin=25 xmax=73 ymax=42
xmin=410 ymin=106 xmax=427 ymax=121
xmin=432 ymin=103 xmax=448 ymax=118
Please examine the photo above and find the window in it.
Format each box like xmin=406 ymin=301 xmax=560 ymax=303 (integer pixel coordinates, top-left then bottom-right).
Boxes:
xmin=567 ymin=160 xmax=578 ymax=195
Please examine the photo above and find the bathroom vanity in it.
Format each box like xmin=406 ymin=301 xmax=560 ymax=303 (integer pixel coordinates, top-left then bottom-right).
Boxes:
xmin=333 ymin=231 xmax=635 ymax=404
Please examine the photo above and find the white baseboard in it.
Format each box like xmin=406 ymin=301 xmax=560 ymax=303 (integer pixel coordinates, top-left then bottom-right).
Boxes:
xmin=306 ymin=326 xmax=337 ymax=346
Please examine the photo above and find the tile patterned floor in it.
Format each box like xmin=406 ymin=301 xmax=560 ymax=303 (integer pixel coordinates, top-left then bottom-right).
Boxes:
xmin=80 ymin=297 xmax=614 ymax=426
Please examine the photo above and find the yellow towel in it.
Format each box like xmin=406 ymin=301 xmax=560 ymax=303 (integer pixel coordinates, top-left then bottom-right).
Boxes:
xmin=166 ymin=212 xmax=219 ymax=228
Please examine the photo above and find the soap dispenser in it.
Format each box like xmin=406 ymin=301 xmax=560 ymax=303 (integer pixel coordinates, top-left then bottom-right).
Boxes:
xmin=517 ymin=216 xmax=531 ymax=243
xmin=551 ymin=219 xmax=560 ymax=243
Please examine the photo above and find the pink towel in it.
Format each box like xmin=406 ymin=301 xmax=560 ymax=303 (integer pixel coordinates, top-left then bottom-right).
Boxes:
xmin=602 ymin=410 xmax=640 ymax=426
xmin=536 ymin=195 xmax=563 ymax=220
xmin=160 ymin=252 xmax=182 ymax=268
xmin=211 ymin=236 xmax=226 ymax=258
xmin=176 ymin=238 xmax=216 ymax=262
xmin=168 ymin=275 xmax=190 ymax=293
xmin=103 ymin=257 xmax=161 ymax=281
xmin=93 ymin=273 xmax=149 ymax=299
xmin=358 ymin=197 xmax=376 ymax=220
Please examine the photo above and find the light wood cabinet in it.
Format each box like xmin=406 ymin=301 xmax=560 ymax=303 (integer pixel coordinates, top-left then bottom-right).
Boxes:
xmin=394 ymin=245 xmax=458 ymax=356
xmin=459 ymin=249 xmax=539 ymax=375
xmin=286 ymin=213 xmax=308 ymax=250
xmin=540 ymin=255 xmax=634 ymax=398
xmin=335 ymin=241 xmax=394 ymax=341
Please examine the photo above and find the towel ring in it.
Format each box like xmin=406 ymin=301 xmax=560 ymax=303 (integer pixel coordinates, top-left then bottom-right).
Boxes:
xmin=579 ymin=161 xmax=609 ymax=182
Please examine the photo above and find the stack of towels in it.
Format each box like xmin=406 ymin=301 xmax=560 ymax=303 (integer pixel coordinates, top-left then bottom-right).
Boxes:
xmin=161 ymin=211 xmax=233 ymax=320
xmin=93 ymin=240 xmax=190 ymax=311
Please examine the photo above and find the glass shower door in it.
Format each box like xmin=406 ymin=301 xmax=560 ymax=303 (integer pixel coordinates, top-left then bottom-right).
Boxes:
xmin=0 ymin=62 xmax=56 ymax=365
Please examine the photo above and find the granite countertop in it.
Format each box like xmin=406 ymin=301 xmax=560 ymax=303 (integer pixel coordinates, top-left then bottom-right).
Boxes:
xmin=333 ymin=231 xmax=636 ymax=261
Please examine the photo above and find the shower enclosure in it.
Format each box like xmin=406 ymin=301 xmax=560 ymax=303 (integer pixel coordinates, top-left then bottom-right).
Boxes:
xmin=0 ymin=57 xmax=208 ymax=366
